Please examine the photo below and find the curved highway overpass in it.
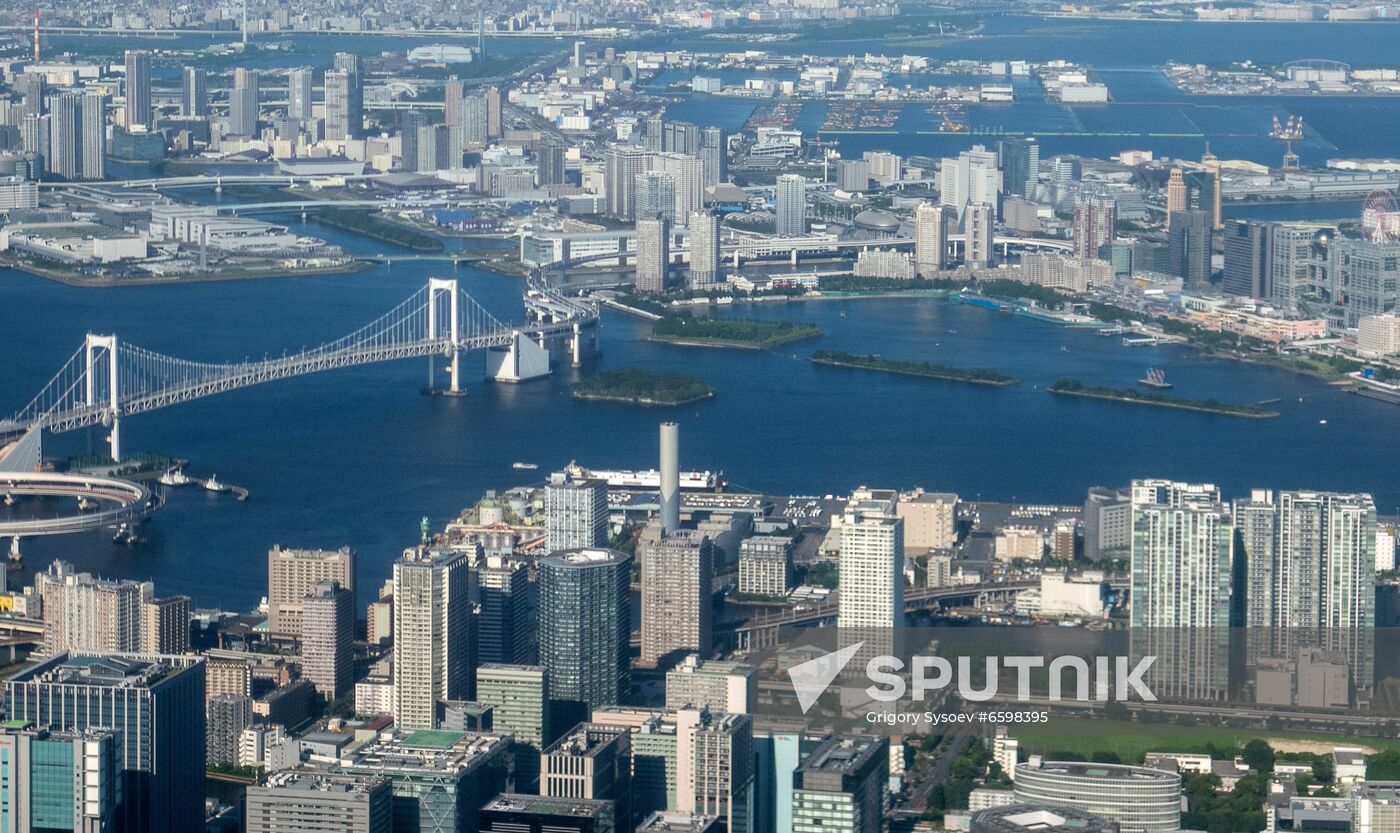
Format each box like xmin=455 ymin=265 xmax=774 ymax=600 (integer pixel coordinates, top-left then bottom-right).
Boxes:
xmin=0 ymin=471 xmax=160 ymax=538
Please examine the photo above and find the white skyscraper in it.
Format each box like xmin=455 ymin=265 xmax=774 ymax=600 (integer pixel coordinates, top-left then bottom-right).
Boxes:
xmin=393 ymin=548 xmax=474 ymax=729
xmin=1235 ymin=489 xmax=1375 ymax=696
xmin=79 ymin=91 xmax=105 ymax=181
xmin=228 ymin=68 xmax=259 ymax=137
xmin=654 ymin=152 xmax=705 ymax=223
xmin=689 ymin=211 xmax=721 ymax=286
xmin=606 ymin=145 xmax=653 ymax=220
xmin=545 ymin=471 xmax=609 ymax=552
xmin=775 ymin=174 xmax=807 ymax=237
xmin=635 ymin=171 xmax=677 ymax=222
xmin=939 ymin=145 xmax=999 ymax=222
xmin=914 ymin=202 xmax=949 ymax=276
xmin=1130 ymin=480 xmax=1233 ymax=701
xmin=838 ymin=490 xmax=905 ymax=632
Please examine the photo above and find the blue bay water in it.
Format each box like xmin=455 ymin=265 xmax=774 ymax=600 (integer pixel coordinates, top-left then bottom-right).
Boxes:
xmin=1 ymin=257 xmax=1395 ymax=611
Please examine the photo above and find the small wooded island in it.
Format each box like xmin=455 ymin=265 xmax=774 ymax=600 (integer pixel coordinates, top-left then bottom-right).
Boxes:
xmin=650 ymin=315 xmax=822 ymax=349
xmin=811 ymin=350 xmax=1018 ymax=386
xmin=1049 ymin=379 xmax=1280 ymax=418
xmin=573 ymin=369 xmax=715 ymax=406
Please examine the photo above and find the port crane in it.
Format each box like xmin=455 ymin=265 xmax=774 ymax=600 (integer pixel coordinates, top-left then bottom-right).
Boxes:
xmin=1270 ymin=115 xmax=1304 ymax=171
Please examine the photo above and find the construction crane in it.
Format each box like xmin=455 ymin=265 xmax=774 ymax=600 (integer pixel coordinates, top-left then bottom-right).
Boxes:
xmin=1270 ymin=115 xmax=1304 ymax=171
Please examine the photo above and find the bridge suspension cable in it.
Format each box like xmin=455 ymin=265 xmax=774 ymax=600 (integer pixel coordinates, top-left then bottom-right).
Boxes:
xmin=1 ymin=279 xmax=595 ymax=461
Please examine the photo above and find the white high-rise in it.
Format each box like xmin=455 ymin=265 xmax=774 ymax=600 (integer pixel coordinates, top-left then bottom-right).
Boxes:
xmin=775 ymin=174 xmax=807 ymax=237
xmin=635 ymin=171 xmax=677 ymax=222
xmin=1129 ymin=480 xmax=1233 ymax=700
xmin=393 ymin=547 xmax=473 ymax=729
xmin=606 ymin=145 xmax=653 ymax=220
xmin=837 ymin=490 xmax=905 ymax=632
xmin=654 ymin=152 xmax=705 ymax=223
xmin=939 ymin=145 xmax=999 ymax=222
xmin=689 ymin=211 xmax=721 ymax=286
xmin=914 ymin=202 xmax=948 ymax=276
xmin=1235 ymin=489 xmax=1375 ymax=695
xmin=545 ymin=471 xmax=609 ymax=552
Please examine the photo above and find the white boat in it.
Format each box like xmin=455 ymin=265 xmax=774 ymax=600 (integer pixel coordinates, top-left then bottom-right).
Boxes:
xmin=158 ymin=467 xmax=192 ymax=486
xmin=204 ymin=474 xmax=227 ymax=492
xmin=512 ymin=462 xmax=539 ymax=471
xmin=1319 ymin=419 xmax=1328 ymax=425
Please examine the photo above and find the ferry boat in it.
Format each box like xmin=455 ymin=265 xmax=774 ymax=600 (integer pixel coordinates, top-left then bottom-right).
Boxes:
xmin=512 ymin=462 xmax=539 ymax=471
xmin=1137 ymin=368 xmax=1173 ymax=390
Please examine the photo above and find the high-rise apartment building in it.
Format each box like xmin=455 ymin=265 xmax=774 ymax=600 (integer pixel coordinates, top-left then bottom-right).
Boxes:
xmin=738 ymin=536 xmax=794 ymax=598
xmin=636 ymin=216 xmax=672 ymax=294
xmin=654 ymin=152 xmax=705 ymax=222
xmin=302 ymin=580 xmax=354 ymax=698
xmin=267 ymin=545 xmax=355 ymax=639
xmin=7 ymin=652 xmax=206 ymax=833
xmin=141 ymin=592 xmax=190 ymax=655
xmin=324 ymin=70 xmax=355 ymax=141
xmin=477 ymin=664 xmax=551 ymax=790
xmin=640 ymin=529 xmax=714 ymax=668
xmin=1235 ymin=489 xmax=1376 ymax=696
xmin=606 ymin=145 xmax=653 ymax=219
xmin=182 ymin=67 xmax=208 ymax=117
xmin=966 ymin=201 xmax=995 ymax=267
xmin=546 ymin=471 xmax=609 ymax=552
xmin=229 ymin=68 xmax=259 ymax=136
xmin=700 ymin=127 xmax=726 ymax=187
xmin=393 ymin=548 xmax=473 ymax=729
xmin=689 ymin=211 xmax=721 ymax=286
xmin=775 ymin=174 xmax=807 ymax=237
xmin=636 ymin=171 xmax=678 ymax=222
xmin=838 ymin=494 xmax=905 ymax=633
xmin=1129 ymin=480 xmax=1233 ymax=700
xmin=331 ymin=52 xmax=363 ymax=138
xmin=80 ymin=91 xmax=105 ymax=181
xmin=538 ymin=549 xmax=631 ymax=717
xmin=206 ymin=692 xmax=252 ymax=764
xmin=123 ymin=50 xmax=151 ymax=130
xmin=35 ymin=561 xmax=143 ymax=654
xmin=1073 ymin=192 xmax=1117 ymax=260
xmin=287 ymin=67 xmax=313 ymax=122
xmin=914 ymin=202 xmax=949 ymax=276
xmin=538 ymin=141 xmax=567 ymax=186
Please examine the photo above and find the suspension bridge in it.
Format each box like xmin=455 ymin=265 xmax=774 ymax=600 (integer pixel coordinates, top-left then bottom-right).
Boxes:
xmin=0 ymin=276 xmax=598 ymax=477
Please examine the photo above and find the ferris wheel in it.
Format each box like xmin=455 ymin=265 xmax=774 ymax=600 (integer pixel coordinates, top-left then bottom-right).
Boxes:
xmin=1361 ymin=190 xmax=1399 ymax=245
